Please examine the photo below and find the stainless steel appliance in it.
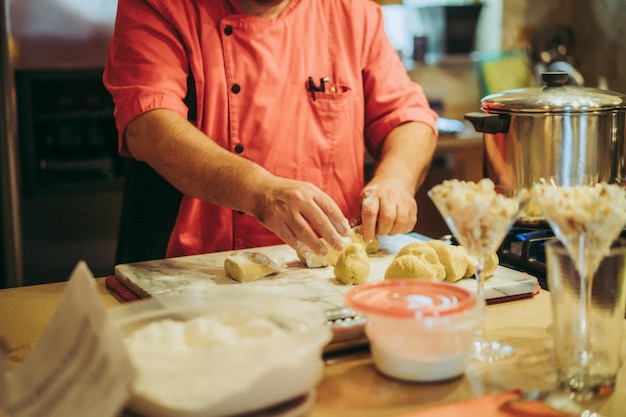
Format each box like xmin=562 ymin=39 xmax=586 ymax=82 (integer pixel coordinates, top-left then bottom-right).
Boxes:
xmin=464 ymin=71 xmax=626 ymax=289
xmin=465 ymin=72 xmax=626 ymax=191
xmin=1 ymin=1 xmax=23 ymax=287
xmin=5 ymin=0 xmax=121 ymax=285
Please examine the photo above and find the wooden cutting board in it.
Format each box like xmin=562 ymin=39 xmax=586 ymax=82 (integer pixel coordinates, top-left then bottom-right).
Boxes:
xmin=114 ymin=234 xmax=539 ymax=311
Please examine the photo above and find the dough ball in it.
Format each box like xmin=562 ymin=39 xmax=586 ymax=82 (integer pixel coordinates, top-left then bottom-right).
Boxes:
xmin=224 ymin=252 xmax=279 ymax=282
xmin=334 ymin=243 xmax=370 ymax=285
xmin=463 ymin=250 xmax=477 ymax=278
xmin=483 ymin=252 xmax=499 ymax=278
xmin=395 ymin=241 xmax=446 ymax=281
xmin=462 ymin=251 xmax=498 ymax=279
xmin=297 ymin=237 xmax=352 ymax=267
xmin=297 ymin=248 xmax=329 ymax=268
xmin=425 ymin=240 xmax=469 ymax=282
xmin=384 ymin=255 xmax=438 ymax=281
xmin=350 ymin=225 xmax=380 ymax=254
xmin=323 ymin=237 xmax=353 ymax=266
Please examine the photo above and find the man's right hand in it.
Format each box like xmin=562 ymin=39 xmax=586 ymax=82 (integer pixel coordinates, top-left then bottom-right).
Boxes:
xmin=252 ymin=176 xmax=352 ymax=256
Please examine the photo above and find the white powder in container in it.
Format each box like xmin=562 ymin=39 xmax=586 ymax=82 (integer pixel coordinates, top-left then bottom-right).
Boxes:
xmin=123 ymin=312 xmax=315 ymax=417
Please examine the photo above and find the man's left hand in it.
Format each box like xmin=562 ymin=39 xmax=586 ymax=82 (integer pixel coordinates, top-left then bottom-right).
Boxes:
xmin=358 ymin=181 xmax=417 ymax=243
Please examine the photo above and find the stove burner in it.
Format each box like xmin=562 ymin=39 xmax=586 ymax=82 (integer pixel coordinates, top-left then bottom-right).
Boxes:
xmin=498 ymin=228 xmax=556 ymax=289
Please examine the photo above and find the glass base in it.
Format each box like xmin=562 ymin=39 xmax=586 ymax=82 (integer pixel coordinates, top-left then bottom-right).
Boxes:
xmin=471 ymin=336 xmax=515 ymax=362
xmin=558 ymin=371 xmax=617 ymax=401
xmin=502 ymin=389 xmax=601 ymax=416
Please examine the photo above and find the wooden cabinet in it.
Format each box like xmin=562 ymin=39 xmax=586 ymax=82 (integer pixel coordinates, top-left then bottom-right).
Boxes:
xmin=414 ymin=136 xmax=483 ymax=239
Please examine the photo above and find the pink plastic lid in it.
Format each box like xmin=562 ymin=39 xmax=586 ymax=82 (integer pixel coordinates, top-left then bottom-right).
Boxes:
xmin=345 ymin=280 xmax=477 ymax=319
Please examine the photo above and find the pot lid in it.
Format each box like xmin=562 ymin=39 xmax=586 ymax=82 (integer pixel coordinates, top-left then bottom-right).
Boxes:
xmin=481 ymin=72 xmax=626 ymax=114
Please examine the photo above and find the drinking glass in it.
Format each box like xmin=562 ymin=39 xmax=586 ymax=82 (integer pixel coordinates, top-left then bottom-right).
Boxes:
xmin=532 ymin=176 xmax=626 ymax=398
xmin=428 ymin=179 xmax=530 ymax=362
xmin=547 ymin=239 xmax=626 ymax=399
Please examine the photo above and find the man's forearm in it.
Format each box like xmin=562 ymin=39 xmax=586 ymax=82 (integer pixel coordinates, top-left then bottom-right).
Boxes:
xmin=124 ymin=108 xmax=271 ymax=216
xmin=124 ymin=108 xmax=352 ymax=254
xmin=371 ymin=121 xmax=437 ymax=193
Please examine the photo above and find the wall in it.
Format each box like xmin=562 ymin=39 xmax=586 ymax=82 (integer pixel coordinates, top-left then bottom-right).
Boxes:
xmin=9 ymin=0 xmax=116 ymax=69
xmin=501 ymin=0 xmax=626 ymax=93
xmin=570 ymin=0 xmax=626 ymax=93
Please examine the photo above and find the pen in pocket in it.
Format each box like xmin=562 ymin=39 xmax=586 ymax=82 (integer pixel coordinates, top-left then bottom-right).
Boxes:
xmin=307 ymin=76 xmax=336 ymax=100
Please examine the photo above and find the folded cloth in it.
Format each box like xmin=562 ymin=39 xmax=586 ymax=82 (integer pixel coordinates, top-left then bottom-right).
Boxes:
xmin=394 ymin=390 xmax=567 ymax=417
xmin=105 ymin=275 xmax=141 ymax=302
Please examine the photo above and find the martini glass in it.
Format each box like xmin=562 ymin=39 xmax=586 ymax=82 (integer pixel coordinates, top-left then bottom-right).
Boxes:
xmin=532 ymin=176 xmax=626 ymax=396
xmin=428 ymin=179 xmax=530 ymax=362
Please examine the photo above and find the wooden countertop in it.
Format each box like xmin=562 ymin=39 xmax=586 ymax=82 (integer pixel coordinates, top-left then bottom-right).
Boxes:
xmin=1 ymin=279 xmax=625 ymax=416
xmin=0 ymin=279 xmax=124 ymax=367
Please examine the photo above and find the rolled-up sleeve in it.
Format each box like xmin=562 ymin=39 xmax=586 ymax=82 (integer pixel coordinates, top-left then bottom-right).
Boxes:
xmin=103 ymin=0 xmax=190 ymax=156
xmin=361 ymin=4 xmax=438 ymax=159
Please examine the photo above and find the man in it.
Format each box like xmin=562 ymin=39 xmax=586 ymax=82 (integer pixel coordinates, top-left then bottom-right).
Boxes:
xmin=103 ymin=0 xmax=438 ymax=260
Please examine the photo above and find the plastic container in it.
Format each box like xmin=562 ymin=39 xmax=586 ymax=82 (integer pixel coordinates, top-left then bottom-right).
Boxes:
xmin=108 ymin=288 xmax=332 ymax=417
xmin=345 ymin=280 xmax=482 ymax=382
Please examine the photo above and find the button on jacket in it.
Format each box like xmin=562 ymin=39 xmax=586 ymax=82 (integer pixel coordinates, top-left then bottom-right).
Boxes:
xmin=104 ymin=0 xmax=438 ymax=257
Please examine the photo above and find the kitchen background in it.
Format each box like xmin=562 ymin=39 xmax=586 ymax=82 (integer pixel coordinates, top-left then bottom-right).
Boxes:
xmin=1 ymin=0 xmax=625 ymax=287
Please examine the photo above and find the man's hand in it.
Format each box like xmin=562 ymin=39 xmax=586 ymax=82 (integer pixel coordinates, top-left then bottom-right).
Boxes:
xmin=253 ymin=177 xmax=352 ymax=256
xmin=356 ymin=121 xmax=437 ymax=243
xmin=359 ymin=181 xmax=418 ymax=243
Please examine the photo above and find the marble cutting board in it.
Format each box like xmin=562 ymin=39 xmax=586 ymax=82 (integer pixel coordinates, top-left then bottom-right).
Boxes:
xmin=114 ymin=233 xmax=539 ymax=311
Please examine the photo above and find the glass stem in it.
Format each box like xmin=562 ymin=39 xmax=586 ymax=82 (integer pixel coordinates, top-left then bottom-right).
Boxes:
xmin=575 ymin=237 xmax=593 ymax=370
xmin=474 ymin=261 xmax=487 ymax=339
xmin=580 ymin=271 xmax=594 ymax=368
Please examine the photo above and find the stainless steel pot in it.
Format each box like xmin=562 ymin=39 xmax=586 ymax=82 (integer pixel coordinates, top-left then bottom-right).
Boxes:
xmin=465 ymin=72 xmax=626 ymax=190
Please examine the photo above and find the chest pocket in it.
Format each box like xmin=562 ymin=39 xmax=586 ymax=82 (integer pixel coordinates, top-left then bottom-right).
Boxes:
xmin=307 ymin=85 xmax=354 ymax=140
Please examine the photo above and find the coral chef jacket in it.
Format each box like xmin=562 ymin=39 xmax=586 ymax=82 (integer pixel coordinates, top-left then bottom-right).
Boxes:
xmin=104 ymin=0 xmax=438 ymax=257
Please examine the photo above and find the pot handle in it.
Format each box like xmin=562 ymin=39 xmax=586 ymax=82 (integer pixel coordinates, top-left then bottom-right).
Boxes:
xmin=464 ymin=112 xmax=510 ymax=134
xmin=542 ymin=71 xmax=569 ymax=87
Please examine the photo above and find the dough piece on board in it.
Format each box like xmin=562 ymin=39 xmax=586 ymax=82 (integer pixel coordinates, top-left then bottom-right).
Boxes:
xmin=334 ymin=243 xmax=371 ymax=285
xmin=350 ymin=226 xmax=380 ymax=254
xmin=297 ymin=237 xmax=352 ymax=267
xmin=425 ymin=240 xmax=469 ymax=282
xmin=384 ymin=255 xmax=438 ymax=281
xmin=297 ymin=249 xmax=329 ymax=268
xmin=224 ymin=252 xmax=280 ymax=282
xmin=395 ymin=241 xmax=446 ymax=281
xmin=324 ymin=237 xmax=353 ymax=266
xmin=463 ymin=250 xmax=477 ymax=278
xmin=483 ymin=251 xmax=499 ymax=278
xmin=463 ymin=251 xmax=499 ymax=279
